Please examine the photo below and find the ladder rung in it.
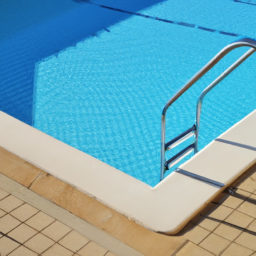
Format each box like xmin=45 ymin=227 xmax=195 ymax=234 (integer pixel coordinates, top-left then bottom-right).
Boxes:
xmin=165 ymin=125 xmax=196 ymax=151
xmin=165 ymin=143 xmax=195 ymax=171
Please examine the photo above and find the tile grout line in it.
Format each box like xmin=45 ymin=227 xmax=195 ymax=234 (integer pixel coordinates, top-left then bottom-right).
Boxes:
xmin=195 ymin=193 xmax=247 ymax=253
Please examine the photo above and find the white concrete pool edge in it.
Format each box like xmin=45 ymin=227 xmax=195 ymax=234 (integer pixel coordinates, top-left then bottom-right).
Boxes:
xmin=0 ymin=110 xmax=256 ymax=234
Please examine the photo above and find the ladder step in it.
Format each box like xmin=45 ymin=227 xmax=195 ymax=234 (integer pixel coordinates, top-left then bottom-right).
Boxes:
xmin=165 ymin=125 xmax=196 ymax=151
xmin=165 ymin=143 xmax=195 ymax=171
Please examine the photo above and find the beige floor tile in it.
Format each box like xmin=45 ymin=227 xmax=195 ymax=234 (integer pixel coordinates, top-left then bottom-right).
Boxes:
xmin=176 ymin=241 xmax=214 ymax=256
xmin=0 ymin=236 xmax=19 ymax=256
xmin=25 ymin=211 xmax=55 ymax=231
xmin=59 ymin=230 xmax=89 ymax=252
xmin=8 ymin=246 xmax=38 ymax=256
xmin=220 ymin=243 xmax=253 ymax=256
xmin=213 ymin=223 xmax=242 ymax=241
xmin=201 ymin=204 xmax=233 ymax=221
xmin=8 ymin=223 xmax=37 ymax=243
xmin=222 ymin=190 xmax=250 ymax=209
xmin=10 ymin=203 xmax=39 ymax=222
xmin=24 ymin=233 xmax=55 ymax=254
xmin=42 ymin=243 xmax=73 ymax=256
xmin=222 ymin=196 xmax=244 ymax=209
xmin=0 ymin=208 xmax=6 ymax=217
xmin=235 ymin=232 xmax=256 ymax=251
xmin=0 ymin=195 xmax=23 ymax=212
xmin=225 ymin=211 xmax=254 ymax=228
xmin=0 ymin=214 xmax=21 ymax=234
xmin=200 ymin=233 xmax=230 ymax=255
xmin=78 ymin=241 xmax=108 ymax=256
xmin=249 ymin=169 xmax=256 ymax=181
xmin=247 ymin=219 xmax=256 ymax=232
xmin=237 ymin=194 xmax=256 ymax=218
xmin=42 ymin=221 xmax=71 ymax=241
xmin=0 ymin=188 xmax=9 ymax=200
xmin=191 ymin=215 xmax=220 ymax=231
xmin=237 ymin=178 xmax=256 ymax=193
xmin=178 ymin=222 xmax=210 ymax=244
xmin=105 ymin=252 xmax=118 ymax=256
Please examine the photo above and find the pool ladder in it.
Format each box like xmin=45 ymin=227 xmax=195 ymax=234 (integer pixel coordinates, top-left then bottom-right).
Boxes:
xmin=161 ymin=37 xmax=256 ymax=181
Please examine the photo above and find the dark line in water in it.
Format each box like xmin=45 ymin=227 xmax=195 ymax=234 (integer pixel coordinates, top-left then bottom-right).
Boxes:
xmin=177 ymin=22 xmax=195 ymax=28
xmin=234 ymin=0 xmax=256 ymax=6
xmin=103 ymin=27 xmax=110 ymax=32
xmin=73 ymin=0 xmax=241 ymax=38
xmin=219 ymin=31 xmax=239 ymax=37
xmin=198 ymin=26 xmax=216 ymax=33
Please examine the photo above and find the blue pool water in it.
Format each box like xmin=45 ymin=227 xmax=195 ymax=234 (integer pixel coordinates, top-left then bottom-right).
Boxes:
xmin=1 ymin=0 xmax=256 ymax=186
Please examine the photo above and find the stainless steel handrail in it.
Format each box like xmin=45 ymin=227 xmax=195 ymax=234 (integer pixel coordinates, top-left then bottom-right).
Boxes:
xmin=161 ymin=38 xmax=256 ymax=181
xmin=195 ymin=47 xmax=256 ymax=152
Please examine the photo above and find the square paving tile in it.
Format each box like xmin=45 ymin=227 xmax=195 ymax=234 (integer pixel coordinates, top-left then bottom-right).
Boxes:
xmin=25 ymin=211 xmax=55 ymax=231
xmin=8 ymin=246 xmax=38 ymax=256
xmin=247 ymin=219 xmax=256 ymax=232
xmin=105 ymin=252 xmax=118 ymax=256
xmin=213 ymin=223 xmax=242 ymax=241
xmin=225 ymin=211 xmax=254 ymax=228
xmin=10 ymin=203 xmax=39 ymax=222
xmin=222 ymin=190 xmax=250 ymax=209
xmin=178 ymin=222 xmax=210 ymax=244
xmin=0 ymin=214 xmax=21 ymax=234
xmin=235 ymin=232 xmax=256 ymax=251
xmin=42 ymin=221 xmax=71 ymax=241
xmin=59 ymin=230 xmax=89 ymax=252
xmin=0 ymin=195 xmax=23 ymax=212
xmin=42 ymin=243 xmax=73 ymax=256
xmin=200 ymin=233 xmax=230 ymax=255
xmin=201 ymin=203 xmax=233 ymax=221
xmin=237 ymin=194 xmax=256 ymax=218
xmin=78 ymin=242 xmax=108 ymax=256
xmin=221 ymin=243 xmax=253 ymax=256
xmin=0 ymin=188 xmax=9 ymax=200
xmin=176 ymin=241 xmax=213 ymax=256
xmin=250 ymin=169 xmax=256 ymax=180
xmin=24 ymin=233 xmax=55 ymax=254
xmin=191 ymin=215 xmax=220 ymax=231
xmin=237 ymin=177 xmax=256 ymax=193
xmin=0 ymin=236 xmax=19 ymax=256
xmin=0 ymin=208 xmax=6 ymax=217
xmin=8 ymin=223 xmax=37 ymax=243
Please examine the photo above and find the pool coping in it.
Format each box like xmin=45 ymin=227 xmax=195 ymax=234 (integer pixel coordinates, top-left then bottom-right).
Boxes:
xmin=0 ymin=110 xmax=256 ymax=235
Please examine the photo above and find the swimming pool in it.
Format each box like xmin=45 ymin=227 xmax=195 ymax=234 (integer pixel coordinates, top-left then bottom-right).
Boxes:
xmin=2 ymin=0 xmax=256 ymax=186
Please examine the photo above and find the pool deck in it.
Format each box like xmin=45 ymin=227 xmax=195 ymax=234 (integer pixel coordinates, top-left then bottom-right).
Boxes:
xmin=0 ymin=147 xmax=186 ymax=256
xmin=1 ymin=147 xmax=256 ymax=255
xmin=1 ymin=109 xmax=256 ymax=255
xmin=1 ymin=109 xmax=256 ymax=235
xmin=0 ymin=175 xmax=119 ymax=256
